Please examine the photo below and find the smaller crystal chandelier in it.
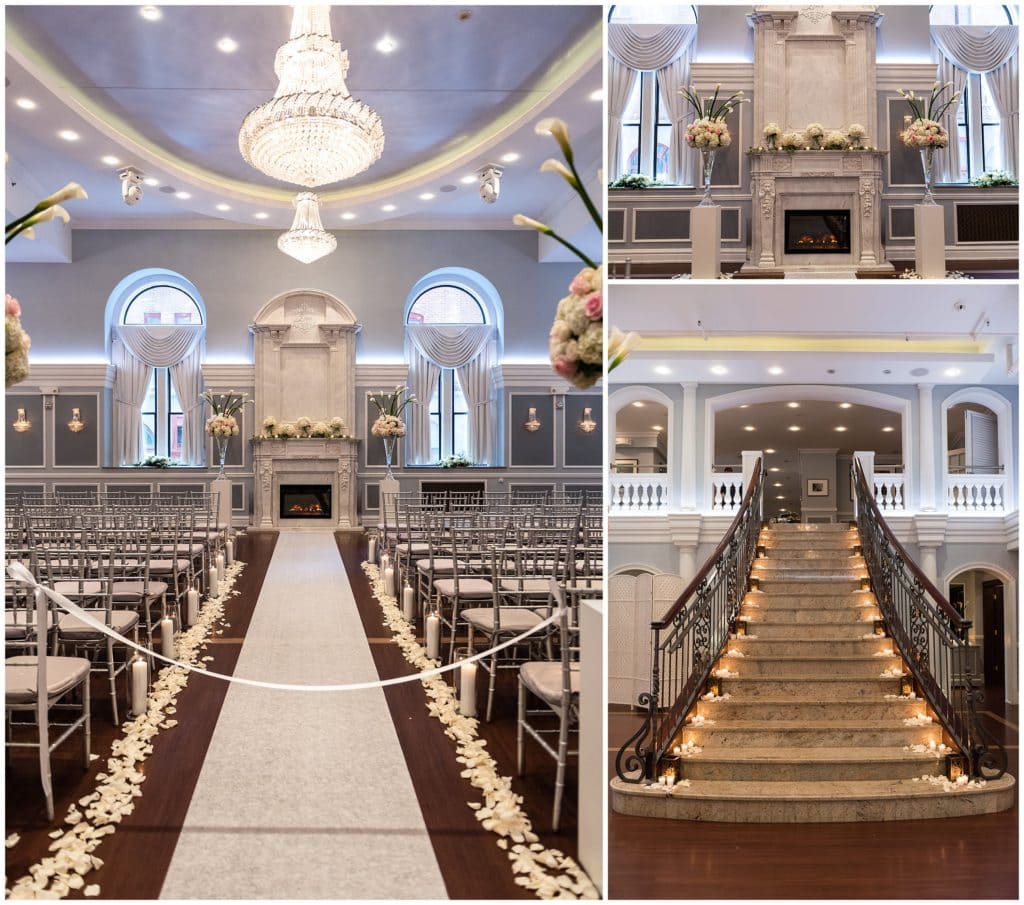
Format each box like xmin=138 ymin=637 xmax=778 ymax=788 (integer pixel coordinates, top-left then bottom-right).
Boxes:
xmin=12 ymin=408 xmax=31 ymax=432
xmin=578 ymin=407 xmax=598 ymax=433
xmin=278 ymin=192 xmax=337 ymax=263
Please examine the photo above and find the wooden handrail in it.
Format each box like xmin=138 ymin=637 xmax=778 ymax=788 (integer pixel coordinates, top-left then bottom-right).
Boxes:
xmin=853 ymin=458 xmax=968 ymax=630
xmin=653 ymin=458 xmax=762 ymax=630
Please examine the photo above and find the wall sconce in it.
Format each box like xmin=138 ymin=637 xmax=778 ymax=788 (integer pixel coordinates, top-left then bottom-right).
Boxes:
xmin=524 ymin=407 xmax=541 ymax=432
xmin=11 ymin=408 xmax=31 ymax=432
xmin=578 ymin=406 xmax=597 ymax=433
xmin=67 ymin=407 xmax=86 ymax=433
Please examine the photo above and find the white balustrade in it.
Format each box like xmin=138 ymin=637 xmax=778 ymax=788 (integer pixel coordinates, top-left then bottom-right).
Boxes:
xmin=871 ymin=473 xmax=906 ymax=512
xmin=945 ymin=473 xmax=1006 ymax=514
xmin=608 ymin=473 xmax=670 ymax=513
xmin=708 ymin=473 xmax=745 ymax=513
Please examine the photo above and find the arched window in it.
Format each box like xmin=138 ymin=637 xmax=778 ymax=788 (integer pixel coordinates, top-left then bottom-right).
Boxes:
xmin=106 ymin=270 xmax=207 ymax=466
xmin=609 ymin=5 xmax=697 ymax=24
xmin=403 ymin=269 xmax=502 ymax=466
xmin=929 ymin=5 xmax=1016 ymax=26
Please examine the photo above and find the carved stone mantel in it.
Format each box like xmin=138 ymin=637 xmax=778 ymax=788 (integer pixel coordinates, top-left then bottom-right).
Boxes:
xmin=252 ymin=437 xmax=359 ymax=529
xmin=743 ymin=150 xmax=893 ymax=274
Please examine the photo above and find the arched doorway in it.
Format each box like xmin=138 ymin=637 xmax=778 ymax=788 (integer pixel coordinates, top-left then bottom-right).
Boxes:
xmin=609 ymin=386 xmax=675 ymax=512
xmin=941 ymin=388 xmax=1014 ymax=512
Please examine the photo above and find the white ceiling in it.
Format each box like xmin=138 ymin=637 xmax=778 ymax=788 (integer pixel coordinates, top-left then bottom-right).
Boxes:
xmin=609 ymin=282 xmax=1020 ymax=386
xmin=5 ymin=4 xmax=602 ymax=256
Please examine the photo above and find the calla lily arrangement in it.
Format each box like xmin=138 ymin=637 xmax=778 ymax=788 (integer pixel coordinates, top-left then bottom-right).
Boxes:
xmin=200 ymin=389 xmax=253 ymax=418
xmin=899 ymin=82 xmax=961 ymax=123
xmin=679 ymin=83 xmax=747 ymax=122
xmin=5 ymin=182 xmax=88 ymax=245
xmin=608 ymin=327 xmax=641 ymax=372
xmin=369 ymin=385 xmax=416 ymax=419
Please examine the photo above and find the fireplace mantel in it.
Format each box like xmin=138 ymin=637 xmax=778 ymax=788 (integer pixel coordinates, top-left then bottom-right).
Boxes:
xmin=743 ymin=151 xmax=894 ymax=275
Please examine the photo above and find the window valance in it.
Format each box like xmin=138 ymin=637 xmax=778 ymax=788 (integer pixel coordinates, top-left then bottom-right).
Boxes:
xmin=930 ymin=25 xmax=1018 ymax=73
xmin=608 ymin=23 xmax=696 ymax=71
xmin=114 ymin=324 xmax=205 ymax=367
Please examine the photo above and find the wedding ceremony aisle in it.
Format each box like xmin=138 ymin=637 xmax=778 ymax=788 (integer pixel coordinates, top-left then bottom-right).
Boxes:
xmin=5 ymin=529 xmax=582 ymax=899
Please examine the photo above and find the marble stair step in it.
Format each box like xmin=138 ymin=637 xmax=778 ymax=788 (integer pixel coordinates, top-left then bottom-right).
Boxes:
xmin=742 ymin=609 xmax=878 ymax=626
xmin=764 ymin=549 xmax=861 ymax=561
xmin=610 ymin=774 xmax=1016 ymax=823
xmin=756 ymin=579 xmax=864 ymax=594
xmin=744 ymin=592 xmax=875 ymax=609
xmin=695 ymin=697 xmax=927 ymax=722
xmin=727 ymin=637 xmax=897 ymax=657
xmin=767 ymin=524 xmax=855 ymax=533
xmin=749 ymin=621 xmax=883 ymax=639
xmin=729 ymin=655 xmax=903 ymax=678
xmin=679 ymin=720 xmax=940 ymax=749
xmin=718 ymin=675 xmax=903 ymax=699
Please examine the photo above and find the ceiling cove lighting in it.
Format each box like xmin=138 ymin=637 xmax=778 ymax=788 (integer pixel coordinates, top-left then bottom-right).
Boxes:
xmin=278 ymin=192 xmax=337 ymax=264
xmin=239 ymin=5 xmax=384 ymax=187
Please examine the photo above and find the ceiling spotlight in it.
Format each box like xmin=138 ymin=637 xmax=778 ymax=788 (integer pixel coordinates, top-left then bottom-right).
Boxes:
xmin=743 ymin=425 xmax=756 ymax=432
xmin=215 ymin=203 xmax=231 ymax=212
xmin=500 ymin=152 xmax=520 ymax=163
xmin=101 ymin=155 xmax=121 ymax=166
xmin=834 ymin=426 xmax=848 ymax=432
xmin=772 ymin=482 xmax=783 ymax=488
xmin=477 ymin=164 xmax=502 ymax=204
xmin=589 ymin=89 xmax=603 ymax=102
xmin=739 ymin=404 xmax=749 ymax=409
xmin=776 ymin=495 xmax=786 ymax=500
xmin=118 ymin=167 xmax=144 ymax=205
xmin=767 ymin=366 xmax=784 ymax=375
xmin=375 ymin=35 xmax=397 ymax=53
xmin=381 ymin=203 xmax=396 ymax=212
xmin=764 ymin=448 xmax=776 ymax=454
xmin=175 ymin=191 xmax=191 ymax=200
xmin=769 ymin=467 xmax=781 ymax=473
xmin=839 ymin=402 xmax=852 ymax=409
xmin=216 ymin=36 xmax=238 ymax=53
xmin=787 ymin=402 xmax=800 ymax=408
xmin=253 ymin=211 xmax=269 ymax=219
xmin=460 ymin=174 xmax=477 ymax=185
xmin=139 ymin=6 xmax=162 ymax=22
xmin=788 ymin=425 xmax=801 ymax=432
xmin=631 ymin=402 xmax=645 ymax=408
xmin=944 ymin=367 xmax=962 ymax=377
xmin=58 ymin=129 xmax=80 ymax=142
xmin=651 ymin=424 xmax=664 ymax=431
xmin=143 ymin=177 xmax=160 ymax=187
xmin=340 ymin=212 xmax=356 ymax=220
xmin=419 ymin=192 xmax=436 ymax=201
xmin=710 ymin=365 xmax=728 ymax=375
xmin=882 ymin=426 xmax=895 ymax=432
xmin=15 ymin=98 xmax=37 ymax=110
xmin=654 ymin=366 xmax=672 ymax=375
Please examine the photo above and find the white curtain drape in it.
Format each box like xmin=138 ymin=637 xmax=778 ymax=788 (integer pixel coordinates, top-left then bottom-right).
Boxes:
xmin=986 ymin=54 xmax=1019 ymax=177
xmin=168 ymin=344 xmax=205 ymax=466
xmin=405 ymin=324 xmax=496 ymax=465
xmin=114 ymin=324 xmax=204 ymax=366
xmin=656 ymin=50 xmax=697 ymax=185
xmin=608 ymin=55 xmax=639 ymax=181
xmin=112 ymin=339 xmax=152 ymax=466
xmin=608 ymin=23 xmax=696 ymax=70
xmin=930 ymin=25 xmax=1018 ymax=73
xmin=933 ymin=54 xmax=969 ymax=183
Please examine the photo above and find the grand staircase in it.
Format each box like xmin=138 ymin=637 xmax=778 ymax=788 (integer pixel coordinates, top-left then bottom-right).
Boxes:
xmin=612 ymin=522 xmax=1015 ymax=822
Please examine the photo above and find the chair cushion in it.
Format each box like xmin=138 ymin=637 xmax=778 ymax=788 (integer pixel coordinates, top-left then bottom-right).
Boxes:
xmin=148 ymin=558 xmax=190 ymax=572
xmin=5 ymin=611 xmax=56 ymax=639
xmin=462 ymin=607 xmax=544 ymax=633
xmin=433 ymin=578 xmax=494 ymax=598
xmin=520 ymin=660 xmax=580 ymax=706
xmin=499 ymin=578 xmax=552 ymax=593
xmin=58 ymin=609 xmax=139 ymax=638
xmin=112 ymin=581 xmax=168 ymax=601
xmin=415 ymin=558 xmax=462 ymax=573
xmin=395 ymin=542 xmax=430 ymax=554
xmin=6 ymin=655 xmax=91 ymax=704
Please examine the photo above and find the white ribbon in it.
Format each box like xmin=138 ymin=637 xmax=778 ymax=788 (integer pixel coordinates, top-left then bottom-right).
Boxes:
xmin=6 ymin=562 xmax=562 ymax=693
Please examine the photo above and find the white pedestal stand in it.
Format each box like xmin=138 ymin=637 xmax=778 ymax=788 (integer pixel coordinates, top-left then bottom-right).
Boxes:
xmin=211 ymin=477 xmax=232 ymax=531
xmin=914 ymin=204 xmax=946 ymax=279
xmin=690 ymin=205 xmax=721 ymax=279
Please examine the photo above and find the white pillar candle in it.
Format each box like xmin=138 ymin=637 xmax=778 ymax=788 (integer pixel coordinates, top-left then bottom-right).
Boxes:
xmin=208 ymin=565 xmax=219 ymax=599
xmin=426 ymin=613 xmax=441 ymax=660
xmin=129 ymin=656 xmax=148 ymax=717
xmin=225 ymin=538 xmax=234 ymax=565
xmin=380 ymin=552 xmax=390 ymax=572
xmin=216 ymin=552 xmax=226 ymax=577
xmin=367 ymin=536 xmax=377 ymax=563
xmin=384 ymin=567 xmax=395 ymax=598
xmin=186 ymin=587 xmax=199 ymax=627
xmin=160 ymin=617 xmax=175 ymax=660
xmin=402 ymin=586 xmax=416 ymax=622
xmin=459 ymin=658 xmax=477 ymax=717
xmin=666 ymin=775 xmax=675 ymax=788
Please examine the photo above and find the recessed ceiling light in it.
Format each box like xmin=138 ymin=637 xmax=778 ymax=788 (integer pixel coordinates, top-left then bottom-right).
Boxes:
xmin=653 ymin=366 xmax=671 ymax=375
xmin=419 ymin=192 xmax=435 ymax=201
xmin=375 ymin=35 xmax=397 ymax=53
xmin=460 ymin=174 xmax=477 ymax=185
xmin=834 ymin=425 xmax=848 ymax=432
xmin=767 ymin=366 xmax=784 ymax=375
xmin=743 ymin=425 xmax=756 ymax=432
xmin=144 ymin=177 xmax=160 ymax=187
xmin=101 ymin=155 xmax=120 ymax=166
xmin=776 ymin=495 xmax=786 ymax=500
xmin=216 ymin=36 xmax=238 ymax=53
xmin=215 ymin=203 xmax=231 ymax=212
xmin=788 ymin=425 xmax=801 ymax=432
xmin=738 ymin=404 xmax=749 ymax=409
xmin=175 ymin=191 xmax=191 ymax=200
xmin=772 ymin=482 xmax=783 ymax=488
xmin=944 ymin=367 xmax=962 ymax=377
xmin=764 ymin=448 xmax=776 ymax=454
xmin=631 ymin=401 xmax=645 ymax=408
xmin=15 ymin=98 xmax=37 ymax=110
xmin=787 ymin=402 xmax=800 ymax=408
xmin=340 ymin=212 xmax=356 ymax=220
xmin=589 ymin=89 xmax=603 ymax=102
xmin=58 ymin=129 xmax=80 ymax=142
xmin=381 ymin=203 xmax=397 ymax=212
xmin=500 ymin=152 xmax=520 ymax=163
xmin=769 ymin=467 xmax=781 ymax=473
xmin=710 ymin=365 xmax=728 ymax=375
xmin=139 ymin=6 xmax=162 ymax=22
xmin=882 ymin=426 xmax=895 ymax=432
xmin=253 ymin=211 xmax=269 ymax=219
xmin=651 ymin=424 xmax=664 ymax=431
xmin=839 ymin=402 xmax=852 ymax=409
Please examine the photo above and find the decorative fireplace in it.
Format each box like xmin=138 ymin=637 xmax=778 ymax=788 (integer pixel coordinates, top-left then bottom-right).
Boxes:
xmin=784 ymin=210 xmax=851 ymax=254
xmin=280 ymin=484 xmax=332 ymax=520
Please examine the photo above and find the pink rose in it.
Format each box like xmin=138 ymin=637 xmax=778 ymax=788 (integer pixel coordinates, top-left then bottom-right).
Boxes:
xmin=6 ymin=295 xmax=21 ymax=318
xmin=553 ymin=356 xmax=578 ymax=378
xmin=569 ymin=268 xmax=596 ymax=296
xmin=584 ymin=292 xmax=602 ymax=319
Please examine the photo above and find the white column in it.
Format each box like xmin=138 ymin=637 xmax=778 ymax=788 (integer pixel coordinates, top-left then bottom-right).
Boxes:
xmin=678 ymin=546 xmax=697 ymax=584
xmin=853 ymin=450 xmax=875 ymax=516
xmin=741 ymin=450 xmax=764 ymax=520
xmin=680 ymin=382 xmax=698 ymax=512
xmin=917 ymin=384 xmax=936 ymax=512
xmin=918 ymin=545 xmax=939 ymax=584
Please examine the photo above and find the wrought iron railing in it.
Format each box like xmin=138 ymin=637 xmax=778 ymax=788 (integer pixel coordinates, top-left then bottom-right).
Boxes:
xmin=615 ymin=459 xmax=764 ymax=782
xmin=853 ymin=458 xmax=1006 ymax=779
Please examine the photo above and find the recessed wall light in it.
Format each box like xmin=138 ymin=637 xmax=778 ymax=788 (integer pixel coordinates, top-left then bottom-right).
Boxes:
xmin=710 ymin=365 xmax=728 ymax=375
xmin=767 ymin=366 xmax=784 ymax=375
xmin=460 ymin=174 xmax=477 ymax=185
xmin=834 ymin=426 xmax=848 ymax=432
xmin=140 ymin=6 xmax=162 ymax=21
xmin=788 ymin=425 xmax=801 ymax=432
xmin=787 ymin=402 xmax=800 ymax=408
xmin=15 ymin=98 xmax=37 ymax=110
xmin=744 ymin=425 xmax=756 ymax=432
xmin=216 ymin=36 xmax=238 ymax=53
xmin=144 ymin=177 xmax=160 ymax=187
xmin=340 ymin=212 xmax=356 ymax=220
xmin=500 ymin=152 xmax=520 ymax=163
xmin=944 ymin=367 xmax=962 ymax=377
xmin=381 ymin=203 xmax=397 ymax=212
xmin=253 ymin=211 xmax=269 ymax=219
xmin=419 ymin=192 xmax=435 ymax=201
xmin=589 ymin=89 xmax=603 ymax=102
xmin=58 ymin=129 xmax=80 ymax=142
xmin=375 ymin=35 xmax=397 ymax=53
xmin=631 ymin=401 xmax=645 ymax=408
xmin=215 ymin=203 xmax=231 ymax=212
xmin=101 ymin=155 xmax=121 ymax=166
xmin=654 ymin=366 xmax=672 ymax=375
xmin=839 ymin=402 xmax=852 ymax=409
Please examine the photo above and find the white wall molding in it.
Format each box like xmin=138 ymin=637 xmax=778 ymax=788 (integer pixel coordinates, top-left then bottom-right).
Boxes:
xmin=875 ymin=63 xmax=943 ymax=91
xmin=9 ymin=363 xmax=115 ymax=390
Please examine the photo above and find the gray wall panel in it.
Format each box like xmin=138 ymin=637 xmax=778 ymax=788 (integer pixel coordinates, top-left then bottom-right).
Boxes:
xmin=510 ymin=395 xmax=555 ymax=467
xmin=6 ymin=396 xmax=44 ymax=467
xmin=563 ymin=394 xmax=602 ymax=468
xmin=54 ymin=395 xmax=99 ymax=467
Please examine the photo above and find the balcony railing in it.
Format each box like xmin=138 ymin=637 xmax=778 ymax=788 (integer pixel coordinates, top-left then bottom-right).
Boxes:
xmin=945 ymin=473 xmax=1007 ymax=513
xmin=708 ymin=473 xmax=745 ymax=512
xmin=870 ymin=472 xmax=906 ymax=512
xmin=609 ymin=472 xmax=670 ymax=513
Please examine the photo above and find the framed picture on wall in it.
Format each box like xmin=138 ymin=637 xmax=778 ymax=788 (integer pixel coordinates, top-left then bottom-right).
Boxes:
xmin=613 ymin=459 xmax=639 ymax=474
xmin=807 ymin=478 xmax=829 ymax=497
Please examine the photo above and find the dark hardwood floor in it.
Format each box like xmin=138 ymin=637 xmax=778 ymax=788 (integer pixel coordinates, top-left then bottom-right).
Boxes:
xmin=4 ymin=531 xmax=279 ymax=899
xmin=608 ymin=704 xmax=1019 ymax=900
xmin=335 ymin=533 xmax=579 ymax=901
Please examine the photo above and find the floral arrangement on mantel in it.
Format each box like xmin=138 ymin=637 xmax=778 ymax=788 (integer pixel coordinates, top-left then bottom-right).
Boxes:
xmin=439 ymin=454 xmax=475 ymax=469
xmin=261 ymin=415 xmax=349 ymax=439
xmin=513 ymin=119 xmax=602 ymax=390
xmin=751 ymin=122 xmax=875 ymax=153
xmin=5 ymin=182 xmax=88 ymax=387
xmin=970 ymin=170 xmax=1018 ymax=188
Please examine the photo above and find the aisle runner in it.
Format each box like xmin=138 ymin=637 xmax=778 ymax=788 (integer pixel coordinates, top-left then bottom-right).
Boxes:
xmin=160 ymin=532 xmax=447 ymax=899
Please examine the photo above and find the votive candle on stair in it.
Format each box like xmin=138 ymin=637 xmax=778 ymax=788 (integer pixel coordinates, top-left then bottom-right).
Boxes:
xmin=459 ymin=657 xmax=477 ymax=717
xmin=186 ymin=587 xmax=199 ymax=627
xmin=426 ymin=612 xmax=441 ymax=660
xmin=129 ymin=655 xmax=148 ymax=717
xmin=384 ymin=567 xmax=395 ymax=598
xmin=209 ymin=565 xmax=219 ymax=598
xmin=160 ymin=617 xmax=175 ymax=659
xmin=367 ymin=536 xmax=377 ymax=563
xmin=403 ymin=585 xmax=416 ymax=622
xmin=225 ymin=538 xmax=234 ymax=566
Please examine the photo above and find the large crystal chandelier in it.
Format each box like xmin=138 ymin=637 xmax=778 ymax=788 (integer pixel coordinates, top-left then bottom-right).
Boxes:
xmin=278 ymin=192 xmax=337 ymax=263
xmin=239 ymin=5 xmax=384 ymax=187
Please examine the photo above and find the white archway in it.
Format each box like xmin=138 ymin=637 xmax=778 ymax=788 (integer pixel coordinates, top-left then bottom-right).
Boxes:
xmin=609 ymin=383 xmax=676 ymax=482
xmin=940 ymin=387 xmax=1016 ymax=506
xmin=703 ymin=385 xmax=914 ymax=510
xmin=943 ymin=561 xmax=1018 ymax=705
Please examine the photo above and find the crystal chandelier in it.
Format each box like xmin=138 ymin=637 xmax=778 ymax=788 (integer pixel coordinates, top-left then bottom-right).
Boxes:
xmin=239 ymin=5 xmax=384 ymax=187
xmin=278 ymin=192 xmax=337 ymax=263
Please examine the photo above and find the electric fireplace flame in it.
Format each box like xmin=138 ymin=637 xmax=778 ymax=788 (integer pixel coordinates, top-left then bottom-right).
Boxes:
xmin=784 ymin=209 xmax=851 ymax=255
xmin=288 ymin=502 xmax=323 ymax=514
xmin=280 ymin=484 xmax=331 ymax=520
